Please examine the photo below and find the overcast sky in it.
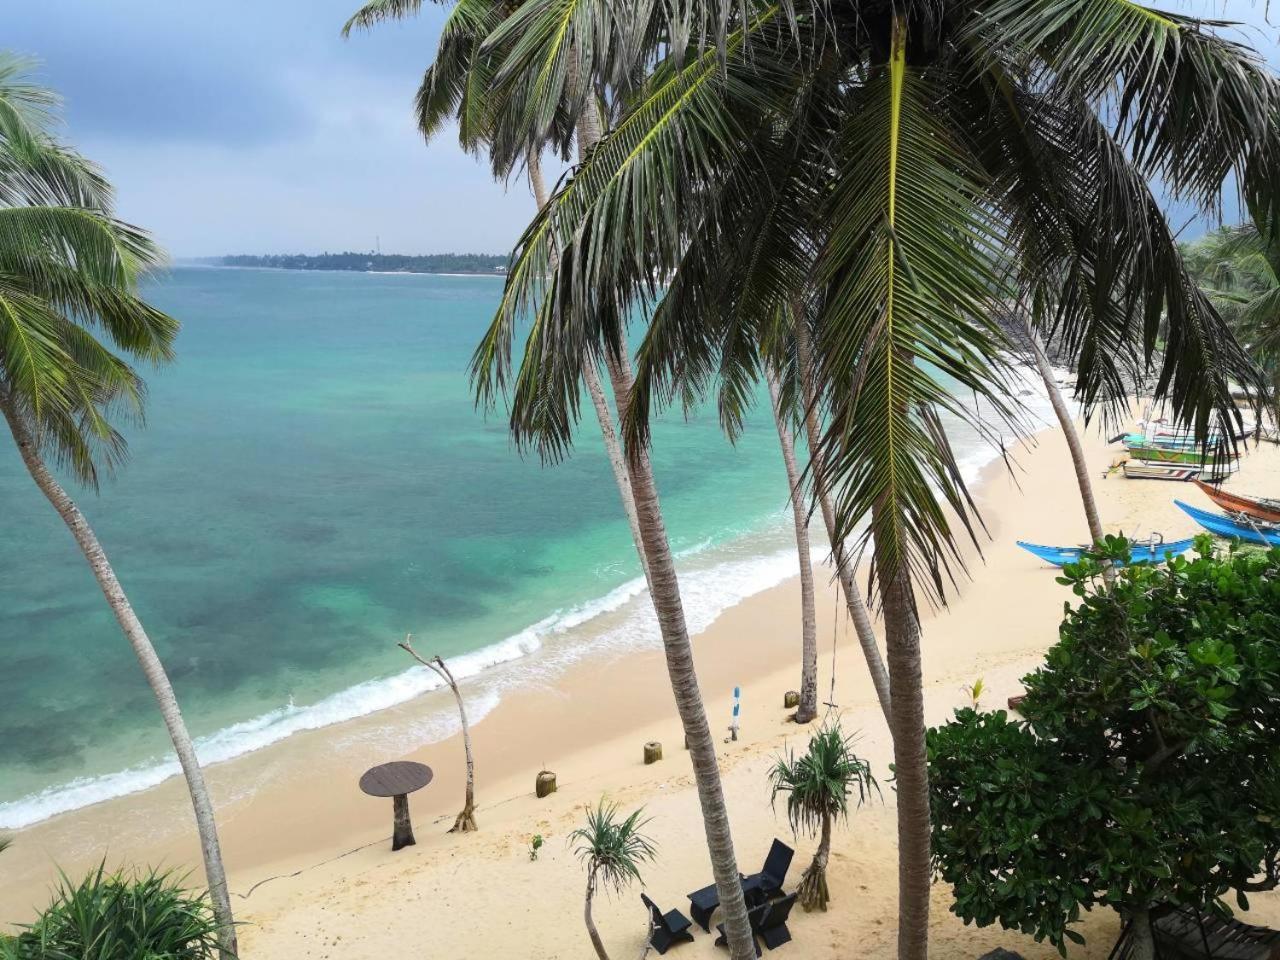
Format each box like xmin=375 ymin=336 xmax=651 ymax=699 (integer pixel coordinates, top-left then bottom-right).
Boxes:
xmin=7 ymin=1 xmax=1279 ymax=258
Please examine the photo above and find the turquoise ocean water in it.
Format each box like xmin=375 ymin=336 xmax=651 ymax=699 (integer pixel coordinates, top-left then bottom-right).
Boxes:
xmin=0 ymin=267 xmax=809 ymax=826
xmin=0 ymin=267 xmax=1041 ymax=828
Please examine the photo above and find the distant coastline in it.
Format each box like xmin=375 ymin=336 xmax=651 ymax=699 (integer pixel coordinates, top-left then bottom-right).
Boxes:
xmin=189 ymin=252 xmax=509 ymax=275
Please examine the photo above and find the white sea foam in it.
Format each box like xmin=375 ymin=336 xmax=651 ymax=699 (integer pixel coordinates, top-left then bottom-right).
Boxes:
xmin=0 ymin=369 xmax=1064 ymax=830
xmin=0 ymin=528 xmax=798 ymax=829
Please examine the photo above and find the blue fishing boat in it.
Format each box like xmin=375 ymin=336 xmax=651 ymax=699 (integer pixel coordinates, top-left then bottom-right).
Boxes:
xmin=1174 ymin=500 xmax=1280 ymax=546
xmin=1016 ymin=537 xmax=1195 ymax=567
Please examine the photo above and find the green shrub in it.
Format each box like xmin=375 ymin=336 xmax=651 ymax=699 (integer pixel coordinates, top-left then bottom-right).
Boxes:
xmin=928 ymin=542 xmax=1280 ymax=953
xmin=2 ymin=864 xmax=223 ymax=960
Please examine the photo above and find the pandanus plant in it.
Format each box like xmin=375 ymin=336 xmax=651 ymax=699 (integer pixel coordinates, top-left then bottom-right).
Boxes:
xmin=0 ymin=55 xmax=236 ymax=958
xmin=568 ymin=801 xmax=657 ymax=960
xmin=769 ymin=722 xmax=877 ymax=912
xmin=473 ymin=4 xmax=1274 ymax=958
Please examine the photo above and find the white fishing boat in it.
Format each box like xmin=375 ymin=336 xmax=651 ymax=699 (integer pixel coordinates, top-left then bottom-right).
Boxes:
xmin=1122 ymin=459 xmax=1235 ymax=482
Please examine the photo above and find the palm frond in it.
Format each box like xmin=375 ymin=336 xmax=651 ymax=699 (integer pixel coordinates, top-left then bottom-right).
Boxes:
xmin=472 ymin=6 xmax=796 ymax=460
xmin=342 ymin=0 xmax=431 ymax=36
xmin=769 ymin=722 xmax=877 ymax=838
xmin=568 ymin=801 xmax=657 ymax=895
xmin=813 ymin=25 xmax=1019 ymax=600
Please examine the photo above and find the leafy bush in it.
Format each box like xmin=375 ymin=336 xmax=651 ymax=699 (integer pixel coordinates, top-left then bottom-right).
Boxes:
xmin=1 ymin=864 xmax=223 ymax=960
xmin=928 ymin=542 xmax=1280 ymax=953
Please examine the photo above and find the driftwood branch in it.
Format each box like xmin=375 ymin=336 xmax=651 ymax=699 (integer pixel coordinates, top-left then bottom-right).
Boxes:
xmin=400 ymin=634 xmax=478 ymax=832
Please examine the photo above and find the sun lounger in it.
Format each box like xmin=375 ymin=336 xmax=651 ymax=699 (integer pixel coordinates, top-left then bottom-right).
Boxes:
xmin=641 ymin=893 xmax=695 ymax=955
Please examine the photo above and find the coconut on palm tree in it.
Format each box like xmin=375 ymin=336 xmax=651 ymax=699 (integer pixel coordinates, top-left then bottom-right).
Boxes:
xmin=0 ymin=55 xmax=237 ymax=958
xmin=568 ymin=801 xmax=657 ymax=960
xmin=768 ymin=722 xmax=876 ymax=912
xmin=474 ymin=4 xmax=1273 ymax=956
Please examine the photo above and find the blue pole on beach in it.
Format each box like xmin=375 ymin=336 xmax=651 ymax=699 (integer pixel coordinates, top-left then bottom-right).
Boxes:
xmin=730 ymin=685 xmax=741 ymax=741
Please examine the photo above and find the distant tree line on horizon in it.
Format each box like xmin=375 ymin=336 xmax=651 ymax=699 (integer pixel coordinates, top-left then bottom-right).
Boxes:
xmin=213 ymin=252 xmax=509 ymax=274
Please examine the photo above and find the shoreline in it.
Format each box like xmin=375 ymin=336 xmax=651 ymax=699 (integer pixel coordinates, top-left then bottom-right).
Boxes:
xmin=0 ymin=362 xmax=1062 ymax=832
xmin=5 ymin=418 xmax=1279 ymax=958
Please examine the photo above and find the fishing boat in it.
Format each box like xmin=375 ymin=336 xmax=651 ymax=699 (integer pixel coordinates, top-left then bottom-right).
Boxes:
xmin=1016 ymin=536 xmax=1195 ymax=567
xmin=1125 ymin=443 xmax=1241 ymax=465
xmin=1175 ymin=500 xmax=1280 ymax=547
xmin=1193 ymin=480 xmax=1280 ymax=523
xmin=1123 ymin=461 xmax=1233 ymax=482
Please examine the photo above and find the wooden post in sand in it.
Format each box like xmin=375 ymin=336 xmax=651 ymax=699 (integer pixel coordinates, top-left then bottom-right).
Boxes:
xmin=536 ymin=770 xmax=557 ymax=798
xmin=644 ymin=742 xmax=663 ymax=764
xmin=359 ymin=761 xmax=434 ymax=851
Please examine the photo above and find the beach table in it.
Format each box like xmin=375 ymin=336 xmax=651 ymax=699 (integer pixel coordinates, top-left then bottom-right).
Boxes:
xmin=359 ymin=761 xmax=433 ymax=851
xmin=687 ymin=876 xmax=765 ymax=932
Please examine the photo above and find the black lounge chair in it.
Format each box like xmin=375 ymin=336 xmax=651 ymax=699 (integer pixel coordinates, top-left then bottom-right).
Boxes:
xmin=715 ymin=905 xmax=765 ymax=957
xmin=641 ymin=893 xmax=695 ymax=955
xmin=742 ymin=840 xmax=794 ymax=899
xmin=755 ymin=893 xmax=797 ymax=950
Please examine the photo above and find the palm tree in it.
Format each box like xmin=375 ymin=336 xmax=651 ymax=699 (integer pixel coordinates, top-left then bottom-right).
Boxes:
xmin=346 ymin=5 xmax=760 ymax=955
xmin=1184 ymin=223 xmax=1280 ymax=413
xmin=768 ymin=722 xmax=876 ymax=912
xmin=342 ymin=0 xmax=652 ymax=585
xmin=0 ymin=56 xmax=237 ymax=958
xmin=474 ymin=5 xmax=1272 ymax=957
xmin=568 ymin=801 xmax=657 ymax=960
xmin=765 ymin=366 xmax=818 ymax=723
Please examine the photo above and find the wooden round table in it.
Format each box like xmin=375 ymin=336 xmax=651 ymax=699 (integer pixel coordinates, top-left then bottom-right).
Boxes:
xmin=359 ymin=761 xmax=433 ymax=851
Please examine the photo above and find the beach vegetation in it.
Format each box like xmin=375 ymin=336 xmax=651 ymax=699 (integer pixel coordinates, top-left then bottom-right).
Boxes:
xmin=928 ymin=542 xmax=1280 ymax=958
xmin=529 ymin=834 xmax=544 ymax=861
xmin=768 ymin=722 xmax=877 ymax=912
xmin=399 ymin=636 xmax=478 ymax=832
xmin=467 ymin=2 xmax=1276 ymax=956
xmin=0 ymin=54 xmax=236 ymax=957
xmin=1184 ymin=223 xmax=1280 ymax=414
xmin=0 ymin=864 xmax=223 ymax=960
xmin=568 ymin=801 xmax=657 ymax=960
xmin=344 ymin=3 xmax=766 ymax=954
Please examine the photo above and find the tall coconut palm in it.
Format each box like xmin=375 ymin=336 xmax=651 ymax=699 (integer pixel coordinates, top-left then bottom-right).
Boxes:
xmin=568 ymin=801 xmax=657 ymax=960
xmin=768 ymin=722 xmax=876 ymax=912
xmin=346 ymin=5 xmax=760 ymax=954
xmin=0 ymin=56 xmax=236 ymax=958
xmin=765 ymin=366 xmax=818 ymax=723
xmin=473 ymin=5 xmax=1272 ymax=958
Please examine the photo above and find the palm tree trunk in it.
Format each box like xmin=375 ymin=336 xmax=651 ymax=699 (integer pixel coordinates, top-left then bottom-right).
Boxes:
xmin=1022 ymin=318 xmax=1105 ymax=546
xmin=1 ymin=398 xmax=237 ymax=960
xmin=570 ymin=92 xmax=754 ymax=959
xmin=793 ymin=317 xmax=893 ymax=721
xmin=765 ymin=368 xmax=818 ymax=724
xmin=618 ymin=427 xmax=756 ymax=960
xmin=875 ymin=544 xmax=931 ymax=960
xmin=584 ymin=868 xmax=610 ymax=960
xmin=529 ymin=148 xmax=651 ymax=585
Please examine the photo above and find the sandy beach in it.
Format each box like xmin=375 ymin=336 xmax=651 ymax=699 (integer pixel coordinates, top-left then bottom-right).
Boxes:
xmin=4 ymin=418 xmax=1279 ymax=959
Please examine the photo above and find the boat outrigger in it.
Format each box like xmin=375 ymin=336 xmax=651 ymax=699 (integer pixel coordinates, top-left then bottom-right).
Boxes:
xmin=1016 ymin=535 xmax=1195 ymax=567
